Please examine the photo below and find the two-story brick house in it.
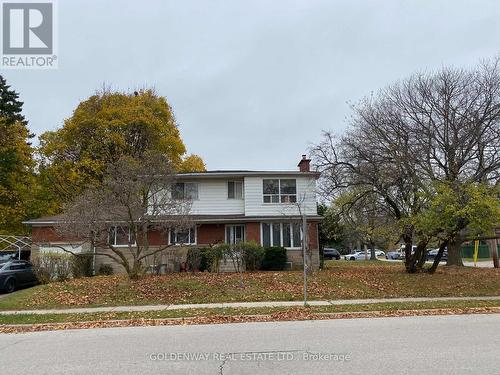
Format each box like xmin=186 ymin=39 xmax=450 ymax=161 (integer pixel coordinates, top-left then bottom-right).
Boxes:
xmin=25 ymin=156 xmax=322 ymax=272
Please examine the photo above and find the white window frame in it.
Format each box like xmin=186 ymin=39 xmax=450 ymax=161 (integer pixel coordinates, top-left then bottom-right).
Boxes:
xmin=225 ymin=224 xmax=246 ymax=244
xmin=109 ymin=226 xmax=136 ymax=247
xmin=169 ymin=227 xmax=197 ymax=246
xmin=227 ymin=181 xmax=244 ymax=200
xmin=172 ymin=182 xmax=199 ymax=200
xmin=260 ymin=222 xmax=302 ymax=249
xmin=262 ymin=179 xmax=297 ymax=204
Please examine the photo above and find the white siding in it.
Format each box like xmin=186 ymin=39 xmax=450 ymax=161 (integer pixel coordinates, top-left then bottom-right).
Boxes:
xmin=189 ymin=179 xmax=245 ymax=215
xmin=244 ymin=176 xmax=317 ymax=216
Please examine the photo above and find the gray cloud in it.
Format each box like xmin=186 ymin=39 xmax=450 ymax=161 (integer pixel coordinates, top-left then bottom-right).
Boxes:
xmin=4 ymin=0 xmax=500 ymax=169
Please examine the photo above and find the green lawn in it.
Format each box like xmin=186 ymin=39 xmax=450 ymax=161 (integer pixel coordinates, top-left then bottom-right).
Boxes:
xmin=0 ymin=260 xmax=499 ymax=311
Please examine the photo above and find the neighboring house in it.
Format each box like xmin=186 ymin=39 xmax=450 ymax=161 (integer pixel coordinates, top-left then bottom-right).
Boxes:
xmin=24 ymin=155 xmax=322 ymax=273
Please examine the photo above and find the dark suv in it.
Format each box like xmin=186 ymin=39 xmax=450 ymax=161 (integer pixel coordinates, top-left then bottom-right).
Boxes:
xmin=0 ymin=260 xmax=38 ymax=293
xmin=323 ymin=248 xmax=341 ymax=260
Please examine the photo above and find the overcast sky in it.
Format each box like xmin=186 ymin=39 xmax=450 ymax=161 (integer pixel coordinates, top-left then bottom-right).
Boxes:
xmin=4 ymin=0 xmax=500 ymax=170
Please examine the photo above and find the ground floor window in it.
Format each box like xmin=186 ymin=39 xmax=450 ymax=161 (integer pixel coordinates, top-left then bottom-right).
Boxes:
xmin=170 ymin=227 xmax=196 ymax=245
xmin=109 ymin=226 xmax=135 ymax=247
xmin=225 ymin=225 xmax=245 ymax=244
xmin=261 ymin=222 xmax=301 ymax=248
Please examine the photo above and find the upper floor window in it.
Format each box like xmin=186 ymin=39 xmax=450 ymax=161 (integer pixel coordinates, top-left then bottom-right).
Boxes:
xmin=172 ymin=182 xmax=199 ymax=200
xmin=109 ymin=226 xmax=135 ymax=247
xmin=263 ymin=179 xmax=297 ymax=203
xmin=170 ymin=227 xmax=196 ymax=245
xmin=228 ymin=181 xmax=243 ymax=199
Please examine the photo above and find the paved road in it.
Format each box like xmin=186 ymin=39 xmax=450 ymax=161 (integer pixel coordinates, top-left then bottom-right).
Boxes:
xmin=1 ymin=314 xmax=499 ymax=374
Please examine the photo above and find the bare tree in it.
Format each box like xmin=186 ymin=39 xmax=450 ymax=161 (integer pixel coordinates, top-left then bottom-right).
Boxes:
xmin=47 ymin=152 xmax=192 ymax=278
xmin=312 ymin=57 xmax=500 ymax=272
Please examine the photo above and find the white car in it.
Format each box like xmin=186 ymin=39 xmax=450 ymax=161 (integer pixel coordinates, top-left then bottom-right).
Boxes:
xmin=344 ymin=250 xmax=385 ymax=260
xmin=344 ymin=251 xmax=370 ymax=261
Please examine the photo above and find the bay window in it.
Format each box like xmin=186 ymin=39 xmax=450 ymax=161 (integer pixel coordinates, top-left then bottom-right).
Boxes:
xmin=261 ymin=222 xmax=302 ymax=248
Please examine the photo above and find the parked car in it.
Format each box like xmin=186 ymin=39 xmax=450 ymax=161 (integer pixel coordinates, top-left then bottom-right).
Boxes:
xmin=344 ymin=251 xmax=370 ymax=261
xmin=426 ymin=248 xmax=448 ymax=262
xmin=0 ymin=250 xmax=30 ymax=262
xmin=386 ymin=250 xmax=403 ymax=260
xmin=0 ymin=252 xmax=17 ymax=263
xmin=0 ymin=260 xmax=38 ymax=293
xmin=344 ymin=249 xmax=384 ymax=260
xmin=323 ymin=248 xmax=341 ymax=260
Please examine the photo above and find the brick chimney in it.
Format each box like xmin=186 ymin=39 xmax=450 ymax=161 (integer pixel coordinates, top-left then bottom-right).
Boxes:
xmin=297 ymin=154 xmax=311 ymax=172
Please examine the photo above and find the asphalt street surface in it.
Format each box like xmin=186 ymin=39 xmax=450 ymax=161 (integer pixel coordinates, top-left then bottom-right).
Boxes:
xmin=1 ymin=313 xmax=499 ymax=374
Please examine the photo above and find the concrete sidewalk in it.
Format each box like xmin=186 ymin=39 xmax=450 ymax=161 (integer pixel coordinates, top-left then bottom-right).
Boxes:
xmin=1 ymin=295 xmax=499 ymax=315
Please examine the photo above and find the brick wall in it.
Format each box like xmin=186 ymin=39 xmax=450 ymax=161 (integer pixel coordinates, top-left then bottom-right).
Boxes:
xmin=197 ymin=224 xmax=225 ymax=245
xmin=32 ymin=226 xmax=65 ymax=243
xmin=246 ymin=222 xmax=260 ymax=243
xmin=308 ymin=221 xmax=319 ymax=250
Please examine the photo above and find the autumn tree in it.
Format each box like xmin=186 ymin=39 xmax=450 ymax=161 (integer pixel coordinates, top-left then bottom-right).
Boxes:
xmin=413 ymin=182 xmax=499 ymax=272
xmin=38 ymin=89 xmax=205 ymax=209
xmin=51 ymin=152 xmax=192 ymax=279
xmin=0 ymin=75 xmax=36 ymax=234
xmin=179 ymin=154 xmax=206 ymax=172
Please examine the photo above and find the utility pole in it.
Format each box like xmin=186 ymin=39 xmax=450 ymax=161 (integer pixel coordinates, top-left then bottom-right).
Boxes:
xmin=302 ymin=213 xmax=308 ymax=306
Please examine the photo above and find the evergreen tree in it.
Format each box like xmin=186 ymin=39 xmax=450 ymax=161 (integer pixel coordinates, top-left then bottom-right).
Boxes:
xmin=0 ymin=75 xmax=27 ymax=126
xmin=0 ymin=75 xmax=35 ymax=234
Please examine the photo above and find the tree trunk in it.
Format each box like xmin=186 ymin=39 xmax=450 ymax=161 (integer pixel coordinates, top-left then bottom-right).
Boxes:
xmin=408 ymin=240 xmax=427 ymax=273
xmin=446 ymin=236 xmax=464 ymax=267
xmin=429 ymin=240 xmax=448 ymax=274
xmin=416 ymin=241 xmax=429 ymax=270
xmin=403 ymin=232 xmax=413 ymax=272
xmin=129 ymin=260 xmax=144 ymax=279
xmin=487 ymin=238 xmax=499 ymax=269
xmin=369 ymin=241 xmax=376 ymax=260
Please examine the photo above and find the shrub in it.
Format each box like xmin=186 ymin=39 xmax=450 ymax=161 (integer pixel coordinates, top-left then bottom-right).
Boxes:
xmin=199 ymin=247 xmax=210 ymax=272
xmin=186 ymin=247 xmax=202 ymax=272
xmin=239 ymin=241 xmax=264 ymax=271
xmin=31 ymin=253 xmax=73 ymax=283
xmin=196 ymin=245 xmax=226 ymax=273
xmin=71 ymin=253 xmax=94 ymax=278
xmin=30 ymin=255 xmax=52 ymax=284
xmin=98 ymin=264 xmax=114 ymax=275
xmin=209 ymin=244 xmax=227 ymax=273
xmin=261 ymin=246 xmax=287 ymax=270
